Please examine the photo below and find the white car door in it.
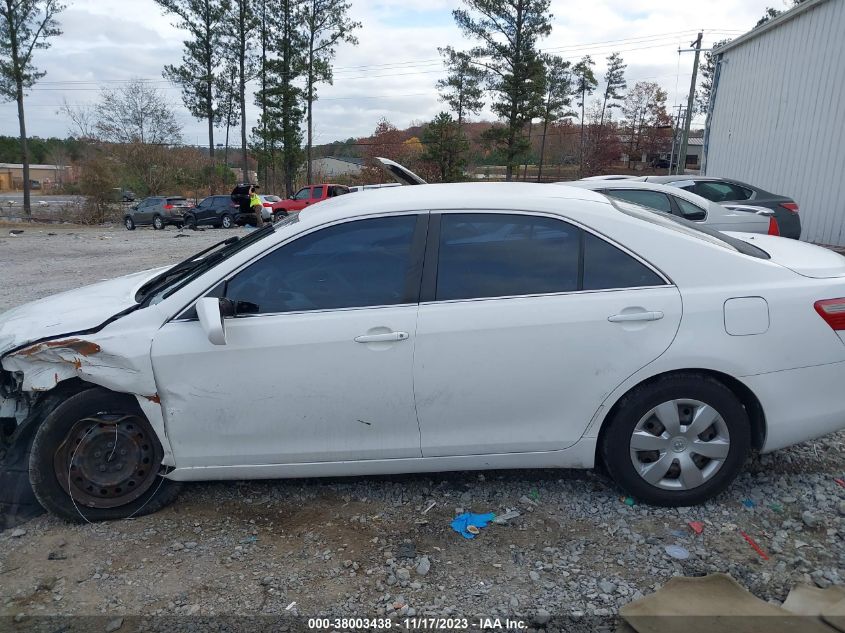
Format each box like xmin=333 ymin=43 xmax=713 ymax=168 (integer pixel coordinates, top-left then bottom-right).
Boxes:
xmin=413 ymin=212 xmax=682 ymax=457
xmin=150 ymin=214 xmax=427 ymax=467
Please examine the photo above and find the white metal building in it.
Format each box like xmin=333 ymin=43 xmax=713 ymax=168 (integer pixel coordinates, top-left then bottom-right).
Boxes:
xmin=703 ymin=0 xmax=845 ymax=244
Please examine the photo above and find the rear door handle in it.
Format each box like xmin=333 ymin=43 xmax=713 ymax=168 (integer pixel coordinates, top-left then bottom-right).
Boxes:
xmin=608 ymin=311 xmax=664 ymax=323
xmin=354 ymin=331 xmax=410 ymax=343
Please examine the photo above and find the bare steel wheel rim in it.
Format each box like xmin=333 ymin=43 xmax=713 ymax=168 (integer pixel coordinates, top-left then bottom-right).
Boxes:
xmin=53 ymin=413 xmax=163 ymax=509
xmin=629 ymin=399 xmax=730 ymax=491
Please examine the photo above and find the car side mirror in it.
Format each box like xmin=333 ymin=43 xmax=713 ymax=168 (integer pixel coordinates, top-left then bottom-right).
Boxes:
xmin=685 ymin=210 xmax=706 ymax=221
xmin=196 ymin=297 xmax=232 ymax=345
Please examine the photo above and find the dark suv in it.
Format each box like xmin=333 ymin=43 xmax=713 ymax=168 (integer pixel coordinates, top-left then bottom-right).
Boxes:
xmin=183 ymin=195 xmax=240 ymax=229
xmin=124 ymin=196 xmax=193 ymax=230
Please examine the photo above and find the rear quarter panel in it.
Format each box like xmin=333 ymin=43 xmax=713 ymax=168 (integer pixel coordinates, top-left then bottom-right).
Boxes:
xmin=574 ymin=209 xmax=845 ymax=438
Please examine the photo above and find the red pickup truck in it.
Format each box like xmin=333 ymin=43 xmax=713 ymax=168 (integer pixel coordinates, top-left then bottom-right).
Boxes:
xmin=272 ymin=184 xmax=350 ymax=218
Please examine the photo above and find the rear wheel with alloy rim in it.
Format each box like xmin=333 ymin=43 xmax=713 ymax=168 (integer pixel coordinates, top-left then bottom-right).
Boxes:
xmin=152 ymin=215 xmax=164 ymax=230
xmin=221 ymin=214 xmax=233 ymax=229
xmin=601 ymin=374 xmax=750 ymax=506
xmin=29 ymin=388 xmax=181 ymax=522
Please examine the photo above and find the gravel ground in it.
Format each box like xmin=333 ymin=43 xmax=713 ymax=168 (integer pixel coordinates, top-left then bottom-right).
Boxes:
xmin=1 ymin=224 xmax=844 ymax=623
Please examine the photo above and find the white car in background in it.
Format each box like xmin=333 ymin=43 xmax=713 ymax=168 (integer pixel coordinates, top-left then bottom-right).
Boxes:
xmin=3 ymin=180 xmax=845 ymax=523
xmin=564 ymin=179 xmax=778 ymax=236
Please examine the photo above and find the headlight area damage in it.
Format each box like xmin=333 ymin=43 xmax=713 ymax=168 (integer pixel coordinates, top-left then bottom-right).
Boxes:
xmin=0 ymin=334 xmax=174 ymax=468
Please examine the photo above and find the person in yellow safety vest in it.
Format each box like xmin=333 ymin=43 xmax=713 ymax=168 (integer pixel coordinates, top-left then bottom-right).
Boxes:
xmin=248 ymin=186 xmax=263 ymax=226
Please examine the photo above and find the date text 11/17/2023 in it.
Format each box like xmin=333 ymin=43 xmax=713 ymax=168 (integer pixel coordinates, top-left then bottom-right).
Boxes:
xmin=307 ymin=617 xmax=528 ymax=630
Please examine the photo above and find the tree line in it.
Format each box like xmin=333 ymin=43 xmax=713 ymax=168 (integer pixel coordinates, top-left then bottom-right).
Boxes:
xmin=2 ymin=0 xmax=791 ymax=215
xmin=1 ymin=0 xmax=358 ymax=214
xmin=385 ymin=0 xmax=673 ymax=183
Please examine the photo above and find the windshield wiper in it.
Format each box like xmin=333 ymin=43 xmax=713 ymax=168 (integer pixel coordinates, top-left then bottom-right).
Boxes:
xmin=135 ymin=236 xmax=240 ymax=302
xmin=138 ymin=224 xmax=277 ymax=305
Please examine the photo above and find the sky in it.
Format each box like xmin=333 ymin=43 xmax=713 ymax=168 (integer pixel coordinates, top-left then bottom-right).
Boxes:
xmin=0 ymin=0 xmax=793 ymax=147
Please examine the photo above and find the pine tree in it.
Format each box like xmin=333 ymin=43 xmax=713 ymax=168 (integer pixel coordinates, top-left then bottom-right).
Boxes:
xmin=599 ymin=52 xmax=626 ymax=127
xmin=572 ymin=55 xmax=597 ymax=176
xmin=421 ymin=112 xmax=468 ymax=182
xmin=157 ymin=0 xmax=229 ymax=159
xmin=300 ymin=0 xmax=360 ymax=182
xmin=453 ymin=0 xmax=552 ymax=181
xmin=436 ymin=46 xmax=485 ymax=127
xmin=536 ymin=55 xmax=574 ymax=181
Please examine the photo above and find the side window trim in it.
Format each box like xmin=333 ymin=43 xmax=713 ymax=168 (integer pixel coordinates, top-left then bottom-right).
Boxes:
xmin=419 ymin=209 xmax=671 ymax=305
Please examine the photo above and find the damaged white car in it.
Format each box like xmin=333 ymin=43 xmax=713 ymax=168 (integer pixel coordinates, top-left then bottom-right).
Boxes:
xmin=3 ymin=182 xmax=845 ymax=522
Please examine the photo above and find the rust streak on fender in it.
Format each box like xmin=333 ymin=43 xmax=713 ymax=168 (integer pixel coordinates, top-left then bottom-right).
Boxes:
xmin=14 ymin=338 xmax=102 ymax=359
xmin=143 ymin=394 xmax=161 ymax=404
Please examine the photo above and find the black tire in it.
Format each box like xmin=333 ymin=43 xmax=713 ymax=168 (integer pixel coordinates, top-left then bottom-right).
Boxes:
xmin=0 ymin=436 xmax=45 ymax=530
xmin=152 ymin=215 xmax=164 ymax=230
xmin=184 ymin=215 xmax=197 ymax=230
xmin=600 ymin=374 xmax=750 ymax=507
xmin=29 ymin=388 xmax=181 ymax=523
xmin=124 ymin=216 xmax=136 ymax=231
xmin=221 ymin=214 xmax=233 ymax=229
xmin=273 ymin=211 xmax=288 ymax=222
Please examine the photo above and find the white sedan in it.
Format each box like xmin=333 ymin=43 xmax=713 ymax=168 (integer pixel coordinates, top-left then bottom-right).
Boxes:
xmin=564 ymin=179 xmax=778 ymax=235
xmin=2 ymin=183 xmax=845 ymax=522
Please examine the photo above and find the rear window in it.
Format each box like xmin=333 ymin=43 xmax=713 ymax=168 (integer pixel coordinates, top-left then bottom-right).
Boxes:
xmin=610 ymin=199 xmax=770 ymax=259
xmin=167 ymin=197 xmax=189 ymax=204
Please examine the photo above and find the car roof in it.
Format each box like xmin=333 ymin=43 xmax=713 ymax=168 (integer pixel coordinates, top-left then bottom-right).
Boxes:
xmin=301 ymin=182 xmax=612 ymax=223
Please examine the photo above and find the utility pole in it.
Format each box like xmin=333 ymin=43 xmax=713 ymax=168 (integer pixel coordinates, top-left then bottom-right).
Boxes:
xmin=676 ymin=32 xmax=703 ymax=175
xmin=667 ymin=105 xmax=685 ymax=175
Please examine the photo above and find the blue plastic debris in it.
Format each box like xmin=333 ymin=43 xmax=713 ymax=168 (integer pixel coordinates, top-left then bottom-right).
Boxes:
xmin=742 ymin=499 xmax=756 ymax=509
xmin=450 ymin=512 xmax=496 ymax=539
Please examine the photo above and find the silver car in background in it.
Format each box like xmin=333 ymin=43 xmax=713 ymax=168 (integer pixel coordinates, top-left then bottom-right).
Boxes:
xmin=561 ymin=180 xmax=778 ymax=235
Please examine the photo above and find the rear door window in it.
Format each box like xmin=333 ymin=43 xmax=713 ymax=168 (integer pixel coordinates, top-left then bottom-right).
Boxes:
xmin=436 ymin=214 xmax=580 ymax=301
xmin=312 ymin=186 xmax=325 ymax=199
xmin=434 ymin=213 xmax=667 ymax=302
xmin=582 ymin=233 xmax=665 ymax=290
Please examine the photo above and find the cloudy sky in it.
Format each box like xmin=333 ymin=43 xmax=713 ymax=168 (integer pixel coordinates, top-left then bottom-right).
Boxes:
xmin=0 ymin=0 xmax=790 ymax=146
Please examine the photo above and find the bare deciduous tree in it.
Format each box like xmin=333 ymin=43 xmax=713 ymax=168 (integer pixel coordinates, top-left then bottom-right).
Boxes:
xmin=89 ymin=79 xmax=183 ymax=145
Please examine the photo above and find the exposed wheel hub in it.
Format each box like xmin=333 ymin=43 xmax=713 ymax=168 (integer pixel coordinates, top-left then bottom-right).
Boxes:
xmin=54 ymin=414 xmax=162 ymax=509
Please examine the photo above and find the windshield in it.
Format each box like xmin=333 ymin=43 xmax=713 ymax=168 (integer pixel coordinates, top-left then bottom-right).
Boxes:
xmin=609 ymin=198 xmax=770 ymax=259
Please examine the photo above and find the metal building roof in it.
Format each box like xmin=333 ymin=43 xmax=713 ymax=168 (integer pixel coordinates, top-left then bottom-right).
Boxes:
xmin=715 ymin=0 xmax=831 ymax=54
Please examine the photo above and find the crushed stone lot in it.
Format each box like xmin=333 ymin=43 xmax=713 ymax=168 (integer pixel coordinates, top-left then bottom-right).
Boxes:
xmin=1 ymin=224 xmax=844 ymax=623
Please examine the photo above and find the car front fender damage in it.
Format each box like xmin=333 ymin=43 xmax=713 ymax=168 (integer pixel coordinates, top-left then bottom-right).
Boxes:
xmin=0 ymin=335 xmax=175 ymax=467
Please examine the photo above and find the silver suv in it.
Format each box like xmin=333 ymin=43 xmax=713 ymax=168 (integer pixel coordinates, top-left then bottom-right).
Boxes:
xmin=124 ymin=196 xmax=194 ymax=231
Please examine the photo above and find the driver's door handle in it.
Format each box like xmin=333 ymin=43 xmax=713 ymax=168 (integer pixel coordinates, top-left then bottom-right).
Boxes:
xmin=354 ymin=331 xmax=409 ymax=343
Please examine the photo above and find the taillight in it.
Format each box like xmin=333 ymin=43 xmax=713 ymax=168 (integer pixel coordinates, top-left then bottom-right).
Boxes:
xmin=780 ymin=202 xmax=799 ymax=213
xmin=263 ymin=202 xmax=272 ymax=207
xmin=814 ymin=299 xmax=845 ymax=330
xmin=767 ymin=217 xmax=780 ymax=236
xmin=163 ymin=204 xmax=173 ymax=210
